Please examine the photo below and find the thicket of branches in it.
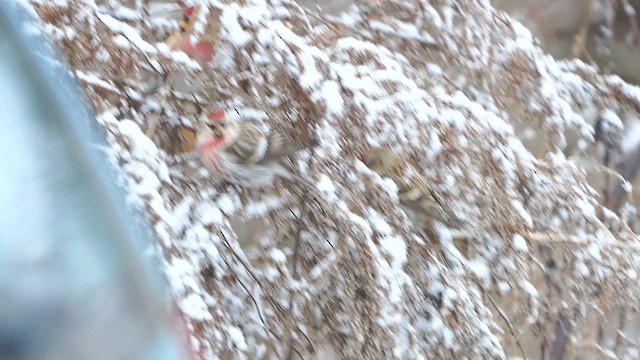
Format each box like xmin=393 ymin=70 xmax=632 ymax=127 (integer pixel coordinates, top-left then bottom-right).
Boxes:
xmin=21 ymin=0 xmax=640 ymax=358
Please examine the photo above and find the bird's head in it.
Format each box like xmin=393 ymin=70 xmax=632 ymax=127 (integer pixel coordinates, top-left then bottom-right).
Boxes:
xmin=195 ymin=111 xmax=237 ymax=152
xmin=361 ymin=147 xmax=398 ymax=173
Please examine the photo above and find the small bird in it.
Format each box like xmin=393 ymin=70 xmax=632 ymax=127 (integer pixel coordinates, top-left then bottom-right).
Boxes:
xmin=361 ymin=147 xmax=461 ymax=237
xmin=195 ymin=111 xmax=316 ymax=188
xmin=164 ymin=4 xmax=215 ymax=67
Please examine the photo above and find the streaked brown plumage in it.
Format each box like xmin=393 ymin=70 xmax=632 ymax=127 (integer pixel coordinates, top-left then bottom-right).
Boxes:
xmin=195 ymin=111 xmax=315 ymax=188
xmin=362 ymin=147 xmax=460 ymax=238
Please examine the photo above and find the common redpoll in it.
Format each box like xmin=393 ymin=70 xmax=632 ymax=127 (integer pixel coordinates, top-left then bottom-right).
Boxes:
xmin=164 ymin=4 xmax=215 ymax=66
xmin=195 ymin=111 xmax=315 ymax=188
xmin=362 ymin=147 xmax=460 ymax=236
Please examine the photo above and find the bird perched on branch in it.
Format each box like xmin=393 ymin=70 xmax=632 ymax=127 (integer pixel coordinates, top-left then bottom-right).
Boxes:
xmin=195 ymin=111 xmax=316 ymax=188
xmin=362 ymin=147 xmax=461 ymax=238
xmin=164 ymin=3 xmax=215 ymax=67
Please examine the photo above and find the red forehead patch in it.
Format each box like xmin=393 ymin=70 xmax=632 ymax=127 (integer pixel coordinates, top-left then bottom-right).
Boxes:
xmin=181 ymin=5 xmax=195 ymax=16
xmin=208 ymin=111 xmax=226 ymax=122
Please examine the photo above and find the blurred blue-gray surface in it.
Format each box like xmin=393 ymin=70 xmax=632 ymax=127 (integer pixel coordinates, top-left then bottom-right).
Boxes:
xmin=0 ymin=3 xmax=179 ymax=359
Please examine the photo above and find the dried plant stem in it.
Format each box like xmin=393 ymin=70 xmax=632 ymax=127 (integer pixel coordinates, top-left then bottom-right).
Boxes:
xmin=145 ymin=71 xmax=176 ymax=137
xmin=487 ymin=294 xmax=528 ymax=360
xmin=285 ymin=150 xmax=318 ymax=359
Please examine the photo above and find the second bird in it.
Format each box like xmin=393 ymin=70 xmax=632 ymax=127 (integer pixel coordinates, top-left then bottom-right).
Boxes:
xmin=362 ymin=147 xmax=461 ymax=239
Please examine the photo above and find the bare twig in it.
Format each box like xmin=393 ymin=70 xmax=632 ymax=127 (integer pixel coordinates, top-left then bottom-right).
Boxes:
xmin=217 ymin=234 xmax=268 ymax=324
xmin=487 ymin=293 xmax=528 ymax=360
xmin=608 ymin=143 xmax=640 ymax=211
xmin=596 ymin=164 xmax=632 ymax=193
xmin=548 ymin=313 xmax=573 ymax=360
xmin=524 ymin=231 xmax=640 ymax=249
xmin=285 ymin=139 xmax=319 ymax=360
xmin=144 ymin=71 xmax=176 ymax=137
